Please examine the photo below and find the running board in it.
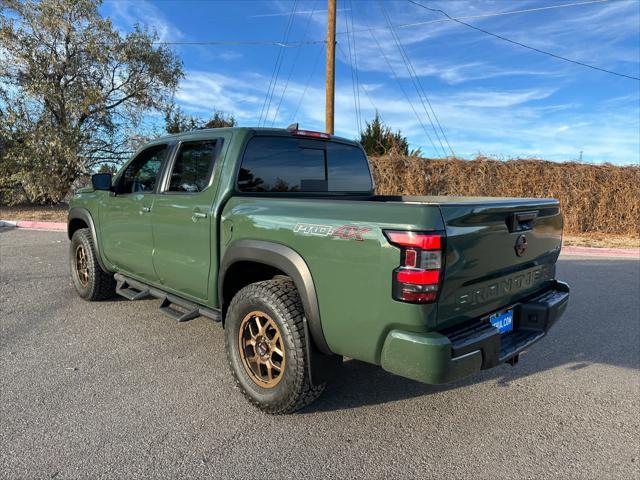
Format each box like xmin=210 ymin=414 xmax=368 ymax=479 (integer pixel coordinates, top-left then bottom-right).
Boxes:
xmin=113 ymin=273 xmax=221 ymax=322
xmin=116 ymin=278 xmax=151 ymax=300
xmin=159 ymin=297 xmax=200 ymax=322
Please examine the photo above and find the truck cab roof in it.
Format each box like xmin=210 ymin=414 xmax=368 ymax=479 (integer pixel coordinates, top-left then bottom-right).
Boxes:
xmin=150 ymin=127 xmax=360 ymax=148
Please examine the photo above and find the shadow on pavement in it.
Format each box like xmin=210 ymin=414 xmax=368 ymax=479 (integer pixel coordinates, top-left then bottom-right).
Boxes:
xmin=303 ymin=258 xmax=640 ymax=412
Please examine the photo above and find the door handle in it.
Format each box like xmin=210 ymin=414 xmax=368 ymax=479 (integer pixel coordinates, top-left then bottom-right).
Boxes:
xmin=140 ymin=206 xmax=151 ymax=214
xmin=191 ymin=211 xmax=207 ymax=222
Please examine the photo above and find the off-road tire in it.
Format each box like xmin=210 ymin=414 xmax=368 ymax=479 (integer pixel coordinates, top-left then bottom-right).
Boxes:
xmin=225 ymin=278 xmax=325 ymax=414
xmin=69 ymin=228 xmax=116 ymax=301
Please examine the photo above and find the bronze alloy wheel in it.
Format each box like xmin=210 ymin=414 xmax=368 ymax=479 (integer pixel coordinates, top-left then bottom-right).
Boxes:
xmin=238 ymin=311 xmax=286 ymax=388
xmin=74 ymin=244 xmax=90 ymax=288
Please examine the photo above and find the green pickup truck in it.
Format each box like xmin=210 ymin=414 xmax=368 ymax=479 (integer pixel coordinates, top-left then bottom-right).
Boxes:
xmin=68 ymin=126 xmax=570 ymax=413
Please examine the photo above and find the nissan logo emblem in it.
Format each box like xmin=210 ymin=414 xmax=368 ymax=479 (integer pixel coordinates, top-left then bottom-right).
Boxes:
xmin=515 ymin=234 xmax=528 ymax=257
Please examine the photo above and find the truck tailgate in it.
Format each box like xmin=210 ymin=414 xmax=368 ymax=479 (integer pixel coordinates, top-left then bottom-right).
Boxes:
xmin=437 ymin=198 xmax=562 ymax=328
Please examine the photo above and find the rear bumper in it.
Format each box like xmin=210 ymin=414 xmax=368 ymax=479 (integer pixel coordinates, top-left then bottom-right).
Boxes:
xmin=380 ymin=280 xmax=570 ymax=384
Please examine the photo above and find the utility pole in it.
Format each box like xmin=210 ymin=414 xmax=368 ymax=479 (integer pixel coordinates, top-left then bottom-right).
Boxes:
xmin=325 ymin=0 xmax=336 ymax=134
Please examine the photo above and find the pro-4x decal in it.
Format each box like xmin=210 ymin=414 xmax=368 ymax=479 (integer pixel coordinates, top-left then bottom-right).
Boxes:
xmin=294 ymin=223 xmax=370 ymax=241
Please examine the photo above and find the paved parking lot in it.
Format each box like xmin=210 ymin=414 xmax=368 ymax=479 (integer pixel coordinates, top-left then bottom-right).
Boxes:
xmin=1 ymin=228 xmax=638 ymax=479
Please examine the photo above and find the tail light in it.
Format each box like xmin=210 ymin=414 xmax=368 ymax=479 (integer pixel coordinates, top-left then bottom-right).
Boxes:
xmin=384 ymin=230 xmax=445 ymax=303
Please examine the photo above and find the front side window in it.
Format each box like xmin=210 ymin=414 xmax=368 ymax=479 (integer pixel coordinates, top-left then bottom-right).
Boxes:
xmin=167 ymin=140 xmax=219 ymax=193
xmin=119 ymin=145 xmax=167 ymax=194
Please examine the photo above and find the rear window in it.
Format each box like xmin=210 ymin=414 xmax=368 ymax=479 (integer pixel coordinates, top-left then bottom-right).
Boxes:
xmin=167 ymin=140 xmax=219 ymax=193
xmin=237 ymin=136 xmax=372 ymax=193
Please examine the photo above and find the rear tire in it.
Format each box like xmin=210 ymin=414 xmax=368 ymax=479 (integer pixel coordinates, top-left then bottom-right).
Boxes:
xmin=225 ymin=278 xmax=325 ymax=414
xmin=69 ymin=228 xmax=116 ymax=301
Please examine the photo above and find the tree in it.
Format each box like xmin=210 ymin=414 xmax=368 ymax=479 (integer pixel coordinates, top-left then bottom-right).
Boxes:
xmin=359 ymin=112 xmax=409 ymax=157
xmin=164 ymin=106 xmax=236 ymax=134
xmin=97 ymin=163 xmax=117 ymax=174
xmin=0 ymin=0 xmax=183 ymax=204
xmin=203 ymin=111 xmax=236 ymax=129
xmin=164 ymin=104 xmax=201 ymax=134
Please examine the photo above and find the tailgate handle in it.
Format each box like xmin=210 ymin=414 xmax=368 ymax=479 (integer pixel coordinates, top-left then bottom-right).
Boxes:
xmin=507 ymin=210 xmax=538 ymax=232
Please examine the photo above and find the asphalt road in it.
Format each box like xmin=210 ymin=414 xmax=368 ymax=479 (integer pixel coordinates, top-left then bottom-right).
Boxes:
xmin=1 ymin=229 xmax=638 ymax=479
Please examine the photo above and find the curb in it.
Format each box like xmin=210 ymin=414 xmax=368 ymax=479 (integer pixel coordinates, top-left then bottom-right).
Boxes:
xmin=561 ymin=246 xmax=639 ymax=259
xmin=0 ymin=219 xmax=66 ymax=231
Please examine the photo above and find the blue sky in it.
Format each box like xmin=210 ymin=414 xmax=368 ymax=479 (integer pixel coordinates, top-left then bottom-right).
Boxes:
xmin=101 ymin=0 xmax=640 ymax=164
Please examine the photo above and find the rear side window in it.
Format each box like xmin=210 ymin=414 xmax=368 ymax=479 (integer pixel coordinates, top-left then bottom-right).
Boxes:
xmin=237 ymin=136 xmax=372 ymax=193
xmin=119 ymin=144 xmax=167 ymax=194
xmin=168 ymin=140 xmax=219 ymax=193
xmin=327 ymin=142 xmax=373 ymax=191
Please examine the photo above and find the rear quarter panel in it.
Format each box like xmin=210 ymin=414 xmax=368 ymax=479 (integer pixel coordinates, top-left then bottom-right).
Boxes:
xmin=221 ymin=197 xmax=445 ymax=364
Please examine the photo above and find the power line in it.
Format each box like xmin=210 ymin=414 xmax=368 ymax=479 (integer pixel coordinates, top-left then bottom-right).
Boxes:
xmin=379 ymin=1 xmax=453 ymax=157
xmin=342 ymin=0 xmax=357 ymax=132
xmin=348 ymin=0 xmax=363 ymax=135
xmin=291 ymin=42 xmax=325 ymax=122
xmin=148 ymin=40 xmax=325 ymax=47
xmin=250 ymin=8 xmax=351 ymax=18
xmin=262 ymin=0 xmax=299 ymax=126
xmin=342 ymin=0 xmax=362 ymax=134
xmin=336 ymin=42 xmax=361 ymax=133
xmin=123 ymin=1 xmax=611 ymax=48
xmin=396 ymin=0 xmax=612 ymax=30
xmin=361 ymin=13 xmax=441 ymax=156
xmin=258 ymin=0 xmax=299 ymax=127
xmin=271 ymin=0 xmax=318 ymax=126
xmin=359 ymin=83 xmax=382 ymax=122
xmin=406 ymin=0 xmax=640 ymax=82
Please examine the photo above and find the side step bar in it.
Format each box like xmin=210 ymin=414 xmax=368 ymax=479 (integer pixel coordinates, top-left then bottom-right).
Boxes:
xmin=116 ymin=277 xmax=151 ymax=300
xmin=159 ymin=297 xmax=200 ymax=322
xmin=114 ymin=273 xmax=221 ymax=323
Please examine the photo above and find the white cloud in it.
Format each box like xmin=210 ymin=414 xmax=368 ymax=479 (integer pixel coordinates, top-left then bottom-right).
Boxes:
xmin=445 ymin=88 xmax=556 ymax=108
xmin=218 ymin=51 xmax=243 ymax=62
xmin=106 ymin=0 xmax=184 ymax=42
xmin=175 ymin=71 xmax=264 ymax=119
xmin=174 ymin=66 xmax=639 ymax=164
xmin=109 ymin=0 xmax=638 ymax=164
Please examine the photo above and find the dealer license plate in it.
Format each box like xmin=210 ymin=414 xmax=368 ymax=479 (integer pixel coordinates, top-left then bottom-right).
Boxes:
xmin=490 ymin=309 xmax=514 ymax=334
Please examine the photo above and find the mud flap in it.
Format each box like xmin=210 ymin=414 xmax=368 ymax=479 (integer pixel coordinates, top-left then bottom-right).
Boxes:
xmin=303 ymin=318 xmax=342 ymax=386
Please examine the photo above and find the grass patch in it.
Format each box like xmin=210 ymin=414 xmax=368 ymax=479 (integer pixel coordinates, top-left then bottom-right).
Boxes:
xmin=0 ymin=204 xmax=67 ymax=223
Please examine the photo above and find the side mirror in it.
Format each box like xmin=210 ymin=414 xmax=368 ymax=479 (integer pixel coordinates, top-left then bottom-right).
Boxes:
xmin=91 ymin=173 xmax=113 ymax=191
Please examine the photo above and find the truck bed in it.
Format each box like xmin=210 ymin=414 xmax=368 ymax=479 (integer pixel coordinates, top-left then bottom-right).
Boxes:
xmin=304 ymin=193 xmax=563 ymax=328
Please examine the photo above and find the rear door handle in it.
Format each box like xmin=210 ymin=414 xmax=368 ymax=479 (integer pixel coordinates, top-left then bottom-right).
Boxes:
xmin=191 ymin=211 xmax=207 ymax=222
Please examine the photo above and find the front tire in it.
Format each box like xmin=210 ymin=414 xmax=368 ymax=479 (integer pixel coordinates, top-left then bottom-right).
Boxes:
xmin=69 ymin=228 xmax=115 ymax=301
xmin=225 ymin=278 xmax=325 ymax=414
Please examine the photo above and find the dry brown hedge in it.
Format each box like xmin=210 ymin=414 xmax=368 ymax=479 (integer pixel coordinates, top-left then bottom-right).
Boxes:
xmin=370 ymin=155 xmax=640 ymax=237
